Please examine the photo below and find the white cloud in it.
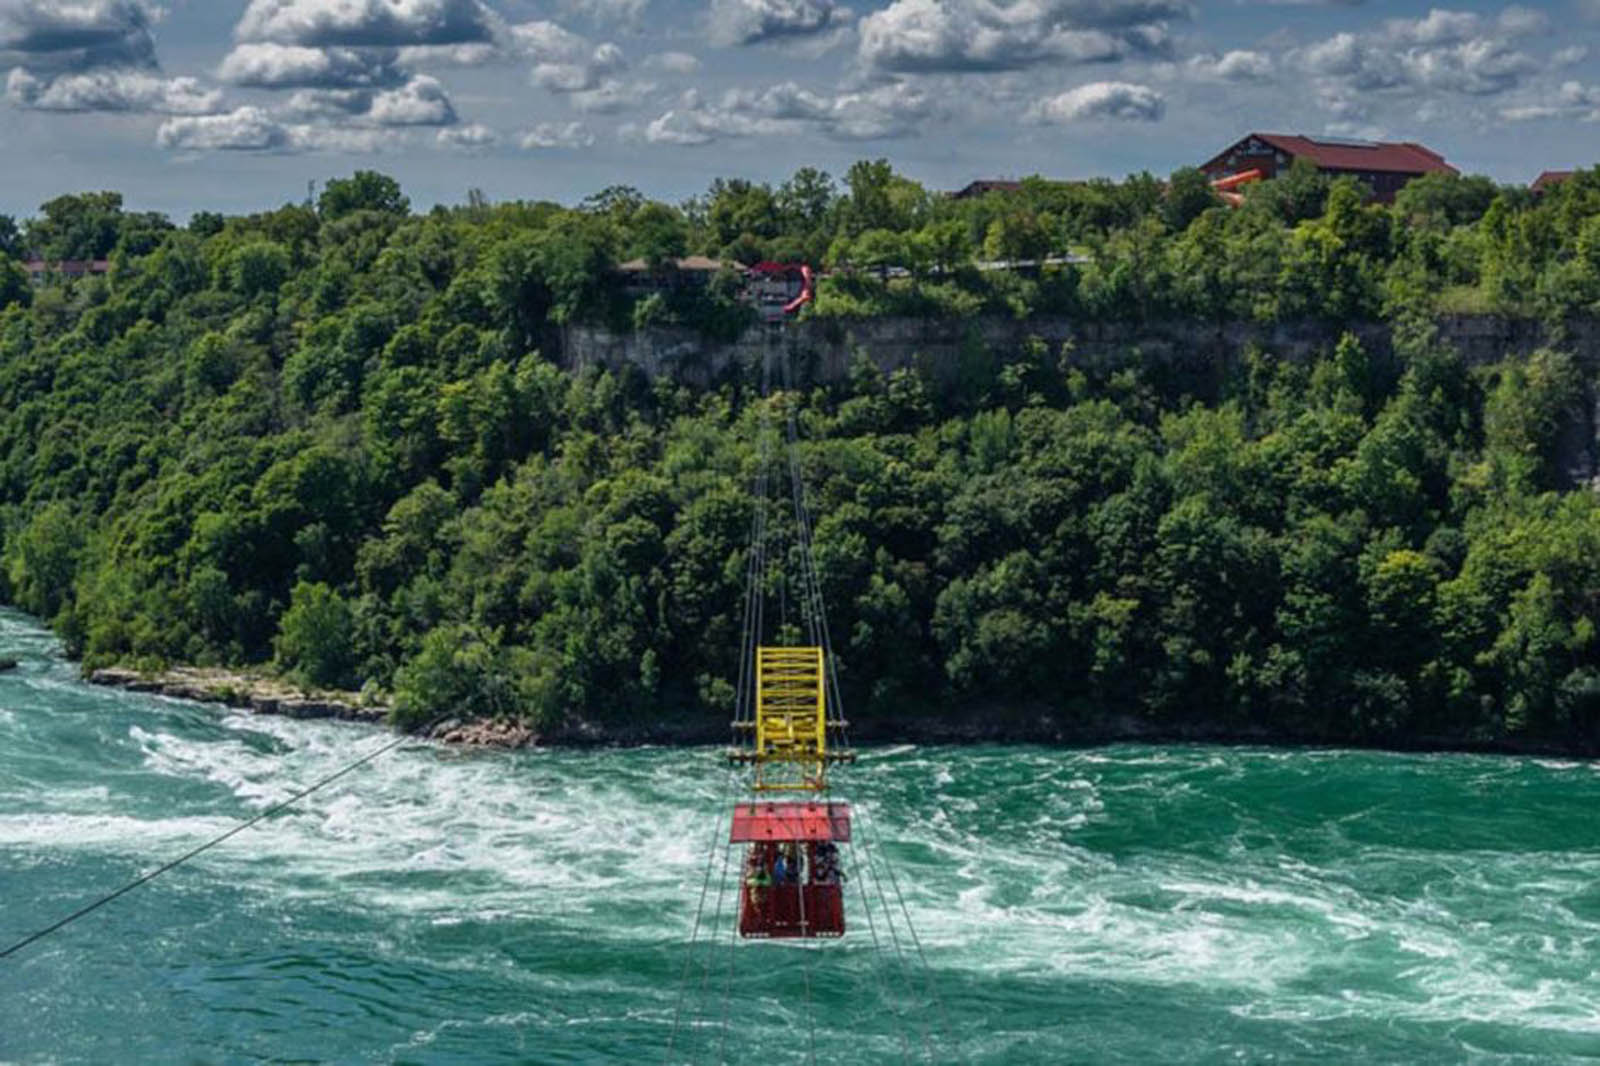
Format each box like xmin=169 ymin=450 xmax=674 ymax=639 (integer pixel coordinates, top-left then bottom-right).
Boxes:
xmin=560 ymin=0 xmax=649 ymax=27
xmin=507 ymin=20 xmax=588 ymax=61
xmin=644 ymin=50 xmax=700 ymax=73
xmin=1026 ymin=80 xmax=1164 ymax=122
xmin=7 ymin=65 xmax=220 ymax=112
xmin=1384 ymin=9 xmax=1480 ymax=46
xmin=366 ymin=74 xmax=455 ymax=125
xmin=569 ymin=77 xmax=653 ymax=113
xmin=279 ymin=78 xmax=459 ymax=127
xmin=1400 ymin=37 xmax=1537 ymax=95
xmin=519 ymin=120 xmax=594 ymax=148
xmin=0 ymin=0 xmax=158 ymax=71
xmin=827 ymin=81 xmax=933 ymax=138
xmin=1186 ymin=49 xmax=1272 ymax=81
xmin=1554 ymin=45 xmax=1589 ymax=68
xmin=1300 ymin=32 xmax=1403 ymax=89
xmin=437 ymin=121 xmax=497 ymax=149
xmin=644 ymin=107 xmax=717 ymax=144
xmin=395 ymin=41 xmax=499 ymax=65
xmin=857 ymin=0 xmax=1185 ymax=74
xmin=287 ymin=122 xmax=390 ymax=151
xmin=1293 ymin=16 xmax=1540 ymax=106
xmin=710 ymin=0 xmax=845 ymax=46
xmin=281 ymin=86 xmax=370 ymax=118
xmin=1496 ymin=6 xmax=1548 ymax=36
xmin=235 ymin=0 xmax=497 ymax=48
xmin=1501 ymin=79 xmax=1600 ymax=121
xmin=532 ymin=41 xmax=625 ymax=93
xmin=0 ymin=0 xmax=215 ymax=115
xmin=216 ymin=42 xmax=402 ymax=88
xmin=389 ymin=18 xmax=611 ymax=67
xmin=157 ymin=105 xmax=289 ymax=149
xmin=640 ymin=78 xmax=934 ymax=145
xmin=157 ymin=103 xmax=398 ymax=151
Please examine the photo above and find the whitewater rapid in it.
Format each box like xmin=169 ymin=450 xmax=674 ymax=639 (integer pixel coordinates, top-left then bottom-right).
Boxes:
xmin=2 ymin=609 xmax=1599 ymax=1064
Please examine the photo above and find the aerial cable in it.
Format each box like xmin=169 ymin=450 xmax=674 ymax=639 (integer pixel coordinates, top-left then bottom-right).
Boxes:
xmin=772 ymin=341 xmax=920 ymax=1059
xmin=0 ymin=723 xmax=436 ymax=962
xmin=774 ymin=342 xmax=958 ymax=1063
xmin=690 ymin=830 xmax=737 ymax=1063
xmin=845 ymin=829 xmax=915 ymax=1065
xmin=668 ymin=342 xmax=778 ymax=1063
xmin=665 ymin=776 xmax=738 ymax=1065
xmin=716 ymin=852 xmax=742 ymax=1065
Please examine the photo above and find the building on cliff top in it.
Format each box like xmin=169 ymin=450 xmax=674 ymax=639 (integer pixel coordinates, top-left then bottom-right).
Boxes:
xmin=1200 ymin=132 xmax=1457 ymax=203
xmin=616 ymin=255 xmax=726 ymax=294
xmin=1531 ymin=170 xmax=1575 ymax=195
xmin=950 ymin=179 xmax=1024 ymax=200
xmin=22 ymin=259 xmax=110 ymax=284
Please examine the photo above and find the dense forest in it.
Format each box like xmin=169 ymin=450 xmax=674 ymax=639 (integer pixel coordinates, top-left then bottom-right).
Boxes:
xmin=3 ymin=161 xmax=1600 ymax=750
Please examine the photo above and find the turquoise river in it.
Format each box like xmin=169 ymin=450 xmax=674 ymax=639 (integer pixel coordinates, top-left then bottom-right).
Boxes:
xmin=2 ymin=609 xmax=1599 ymax=1064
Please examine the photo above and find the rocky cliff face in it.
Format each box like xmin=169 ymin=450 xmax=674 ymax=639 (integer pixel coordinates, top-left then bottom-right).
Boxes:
xmin=562 ymin=314 xmax=1600 ymax=385
xmin=558 ymin=313 xmax=1600 ymax=489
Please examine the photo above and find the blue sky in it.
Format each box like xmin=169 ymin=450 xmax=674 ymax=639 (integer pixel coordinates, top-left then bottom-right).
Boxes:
xmin=1 ymin=0 xmax=1598 ymax=219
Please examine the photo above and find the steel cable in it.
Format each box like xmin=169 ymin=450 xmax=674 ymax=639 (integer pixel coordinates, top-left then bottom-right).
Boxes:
xmin=1 ymin=724 xmax=432 ymax=962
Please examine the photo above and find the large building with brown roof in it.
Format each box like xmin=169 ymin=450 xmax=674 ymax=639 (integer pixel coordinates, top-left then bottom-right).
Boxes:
xmin=1531 ymin=170 xmax=1575 ymax=195
xmin=1200 ymin=132 xmax=1457 ymax=204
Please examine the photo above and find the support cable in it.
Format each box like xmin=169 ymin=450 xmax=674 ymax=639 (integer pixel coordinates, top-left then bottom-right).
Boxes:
xmin=711 ymin=335 xmax=777 ymax=1062
xmin=669 ymin=340 xmax=775 ymax=1063
xmin=0 ymin=724 xmax=434 ymax=962
xmin=770 ymin=344 xmax=922 ymax=1060
xmin=665 ymin=772 xmax=738 ymax=1065
xmin=796 ymin=858 xmax=818 ymax=1066
xmin=844 ymin=833 xmax=914 ymax=1065
xmin=689 ymin=835 xmax=737 ymax=1064
xmin=768 ymin=331 xmax=821 ymax=1066
xmin=776 ymin=342 xmax=957 ymax=1063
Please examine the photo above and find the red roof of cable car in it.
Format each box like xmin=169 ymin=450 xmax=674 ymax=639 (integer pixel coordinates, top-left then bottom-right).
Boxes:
xmin=729 ymin=802 xmax=850 ymax=843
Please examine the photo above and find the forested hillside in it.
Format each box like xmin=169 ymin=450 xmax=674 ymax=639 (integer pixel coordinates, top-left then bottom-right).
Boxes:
xmin=4 ymin=163 xmax=1600 ymax=749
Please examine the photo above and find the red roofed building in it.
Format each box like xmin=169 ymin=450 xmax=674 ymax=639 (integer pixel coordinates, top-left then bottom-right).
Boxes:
xmin=1531 ymin=170 xmax=1575 ymax=195
xmin=1200 ymin=132 xmax=1457 ymax=204
xmin=950 ymin=179 xmax=1023 ymax=200
xmin=21 ymin=259 xmax=111 ymax=284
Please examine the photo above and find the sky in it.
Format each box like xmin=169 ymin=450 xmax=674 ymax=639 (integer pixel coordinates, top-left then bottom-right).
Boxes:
xmin=1 ymin=0 xmax=1599 ymax=220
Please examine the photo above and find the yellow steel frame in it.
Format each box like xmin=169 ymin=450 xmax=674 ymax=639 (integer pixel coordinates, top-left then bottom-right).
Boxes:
xmin=752 ymin=646 xmax=826 ymax=792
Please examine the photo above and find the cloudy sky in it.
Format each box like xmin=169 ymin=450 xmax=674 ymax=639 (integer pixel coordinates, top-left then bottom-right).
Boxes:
xmin=2 ymin=0 xmax=1599 ymax=218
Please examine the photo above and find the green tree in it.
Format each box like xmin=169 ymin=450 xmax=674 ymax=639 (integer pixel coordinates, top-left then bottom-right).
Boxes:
xmin=275 ymin=581 xmax=357 ymax=688
xmin=318 ymin=171 xmax=410 ymax=221
xmin=1163 ymin=167 xmax=1219 ymax=233
xmin=26 ymin=192 xmax=126 ymax=260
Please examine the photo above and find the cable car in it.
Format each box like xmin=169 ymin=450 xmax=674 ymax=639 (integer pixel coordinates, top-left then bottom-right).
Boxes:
xmin=728 ymin=646 xmax=854 ymax=939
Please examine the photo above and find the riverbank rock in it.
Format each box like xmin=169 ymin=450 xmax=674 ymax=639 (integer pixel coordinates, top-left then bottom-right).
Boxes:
xmin=88 ymin=665 xmax=386 ymax=725
xmin=430 ymin=717 xmax=537 ymax=748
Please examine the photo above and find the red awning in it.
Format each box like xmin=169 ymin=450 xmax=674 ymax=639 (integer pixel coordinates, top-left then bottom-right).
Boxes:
xmin=729 ymin=802 xmax=851 ymax=843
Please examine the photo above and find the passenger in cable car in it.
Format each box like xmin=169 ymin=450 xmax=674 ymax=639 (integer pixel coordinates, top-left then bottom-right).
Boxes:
xmin=812 ymin=842 xmax=842 ymax=884
xmin=745 ymin=847 xmax=772 ymax=914
xmin=774 ymin=843 xmax=801 ymax=885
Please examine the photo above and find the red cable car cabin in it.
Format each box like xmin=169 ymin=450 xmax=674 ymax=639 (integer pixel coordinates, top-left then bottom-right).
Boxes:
xmin=732 ymin=802 xmax=849 ymax=939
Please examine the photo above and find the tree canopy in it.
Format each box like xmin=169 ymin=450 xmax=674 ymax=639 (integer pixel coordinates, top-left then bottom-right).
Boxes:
xmin=2 ymin=164 xmax=1600 ymax=751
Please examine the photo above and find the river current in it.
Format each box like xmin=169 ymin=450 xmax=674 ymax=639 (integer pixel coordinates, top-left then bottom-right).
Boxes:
xmin=2 ymin=609 xmax=1599 ymax=1064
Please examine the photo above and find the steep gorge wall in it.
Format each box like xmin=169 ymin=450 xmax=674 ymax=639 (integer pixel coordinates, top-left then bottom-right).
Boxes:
xmin=559 ymin=313 xmax=1600 ymax=487
xmin=560 ymin=314 xmax=1600 ymax=389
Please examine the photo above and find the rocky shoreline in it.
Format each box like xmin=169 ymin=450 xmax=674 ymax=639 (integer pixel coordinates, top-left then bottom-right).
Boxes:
xmin=84 ymin=665 xmax=1598 ymax=759
xmin=86 ymin=666 xmax=539 ymax=749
